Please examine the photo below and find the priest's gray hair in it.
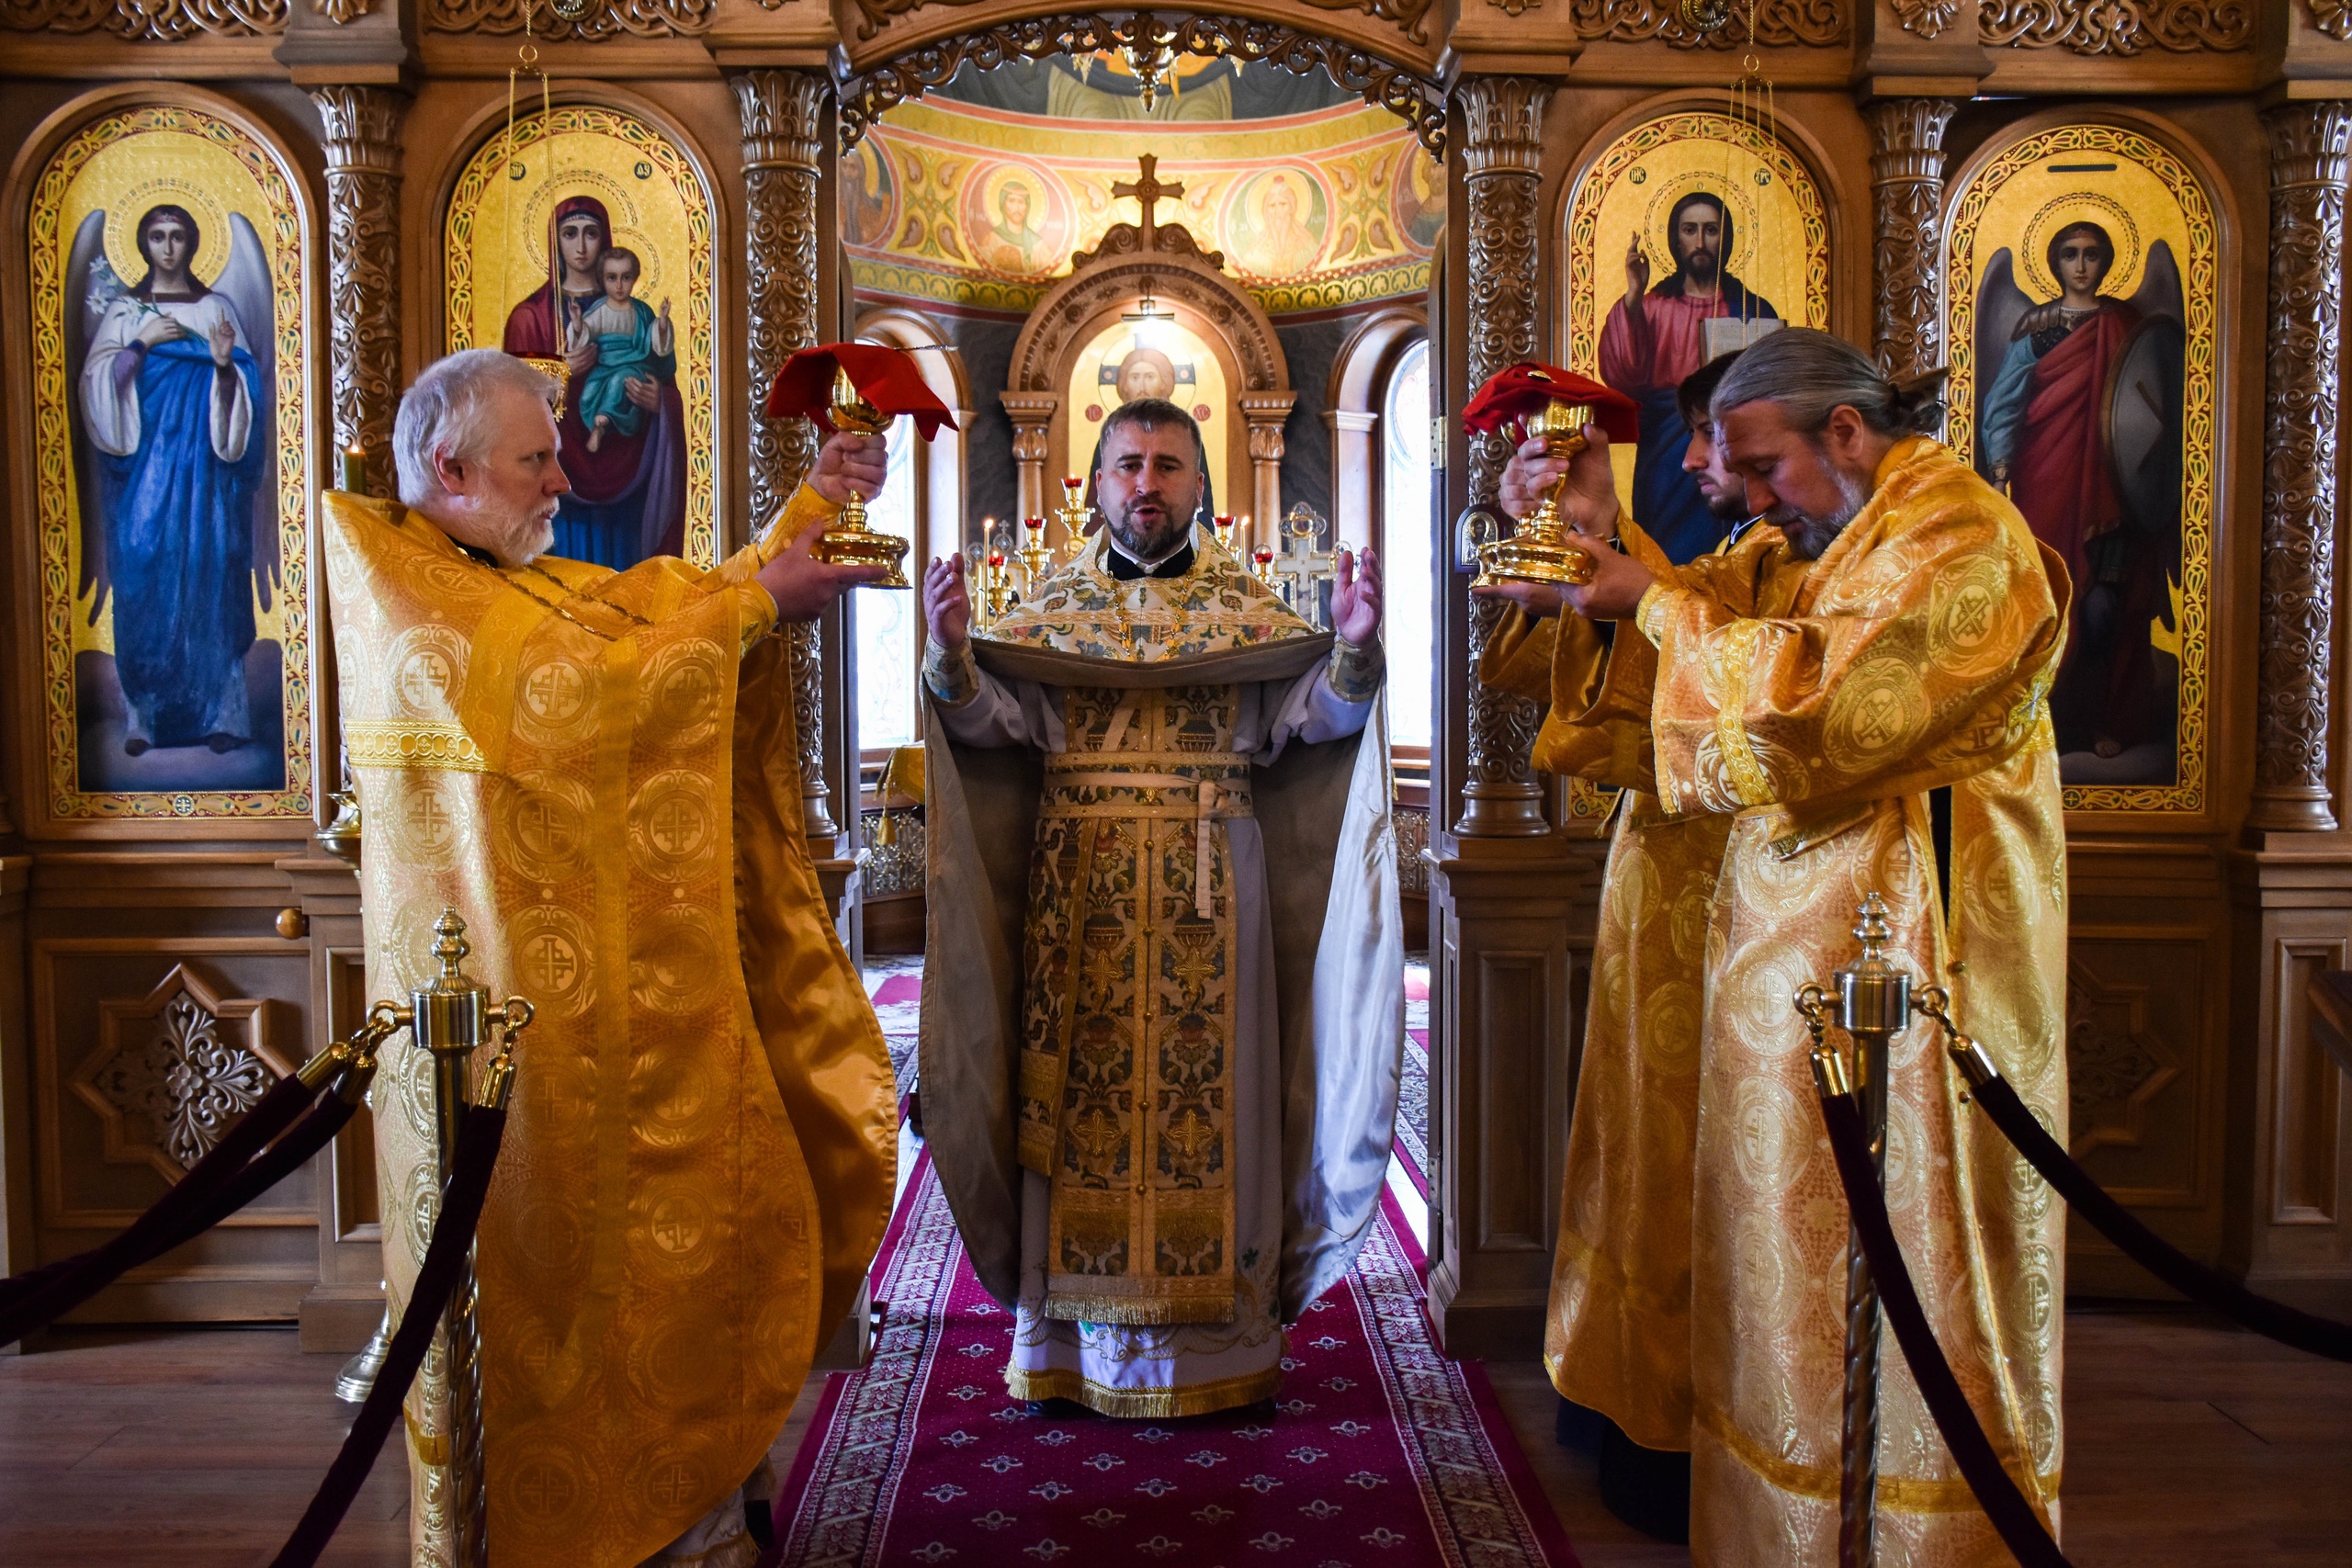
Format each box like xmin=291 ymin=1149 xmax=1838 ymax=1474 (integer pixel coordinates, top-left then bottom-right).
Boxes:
xmin=1709 ymin=327 xmax=1945 ymax=439
xmin=394 ymin=349 xmax=561 ymax=510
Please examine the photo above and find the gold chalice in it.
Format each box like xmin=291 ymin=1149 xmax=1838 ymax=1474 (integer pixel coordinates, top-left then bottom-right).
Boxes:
xmin=1479 ymin=397 xmax=1599 ymax=587
xmin=811 ymin=367 xmax=912 ymax=589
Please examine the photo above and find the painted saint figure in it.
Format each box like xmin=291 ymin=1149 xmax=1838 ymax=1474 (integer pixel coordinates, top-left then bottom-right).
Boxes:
xmin=76 ymin=204 xmax=268 ymax=759
xmin=567 ymin=247 xmax=673 ymax=455
xmin=983 ymin=180 xmax=1046 ymax=274
xmin=501 ymin=194 xmax=687 ymax=568
xmin=1598 ymin=192 xmax=1781 ymax=564
xmin=1977 ymin=220 xmax=2184 ymax=766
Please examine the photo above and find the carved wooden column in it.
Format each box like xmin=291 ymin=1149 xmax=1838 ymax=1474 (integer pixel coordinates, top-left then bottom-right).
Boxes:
xmin=1454 ymin=77 xmax=1549 ymax=839
xmin=1238 ymin=392 xmax=1296 ymax=550
xmin=1864 ymin=98 xmax=1954 ymax=380
xmin=312 ymin=86 xmax=406 ymax=495
xmin=1426 ymin=75 xmax=1590 ymax=1362
xmin=1001 ymin=391 xmax=1059 ymax=529
xmin=2250 ymin=102 xmax=2351 ymax=833
xmin=735 ymin=69 xmax=839 ymax=857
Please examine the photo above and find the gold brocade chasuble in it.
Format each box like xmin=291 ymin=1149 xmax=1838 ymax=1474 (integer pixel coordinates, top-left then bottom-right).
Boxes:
xmin=989 ymin=533 xmax=1319 ymax=1325
xmin=320 ymin=490 xmax=896 ymax=1568
xmin=1520 ymin=439 xmax=2075 ymax=1564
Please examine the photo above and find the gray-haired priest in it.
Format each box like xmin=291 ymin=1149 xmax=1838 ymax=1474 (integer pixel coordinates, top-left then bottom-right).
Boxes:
xmin=917 ymin=398 xmax=1403 ymax=1417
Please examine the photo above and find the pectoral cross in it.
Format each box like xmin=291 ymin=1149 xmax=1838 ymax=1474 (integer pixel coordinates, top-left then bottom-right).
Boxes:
xmin=1272 ymin=503 xmax=1338 ymax=629
xmin=1114 ymin=155 xmax=1183 ymax=253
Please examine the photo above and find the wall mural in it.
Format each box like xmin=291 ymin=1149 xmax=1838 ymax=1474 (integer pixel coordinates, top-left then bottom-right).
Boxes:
xmin=844 ymin=97 xmax=1438 ymax=315
xmin=1948 ymin=121 xmax=2215 ymax=814
xmin=1564 ymin=109 xmax=1832 ymax=565
xmin=444 ymin=105 xmax=716 ymax=570
xmin=1063 ymin=315 xmax=1235 ymax=513
xmin=28 ymin=102 xmax=314 ymax=823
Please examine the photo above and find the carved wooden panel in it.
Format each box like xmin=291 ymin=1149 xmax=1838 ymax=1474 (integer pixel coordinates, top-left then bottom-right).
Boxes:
xmin=2064 ymin=936 xmax=2206 ymax=1205
xmin=70 ymin=964 xmax=288 ymax=1181
xmin=0 ymin=0 xmax=284 ymax=38
xmin=1976 ymin=0 xmax=2255 ymax=54
xmin=1566 ymin=0 xmax=1845 ymax=47
xmin=30 ymin=937 xmax=320 ymax=1321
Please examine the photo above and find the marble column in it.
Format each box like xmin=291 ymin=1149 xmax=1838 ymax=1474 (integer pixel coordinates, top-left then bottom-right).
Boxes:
xmin=1454 ymin=76 xmax=1549 ymax=839
xmin=734 ymin=69 xmax=839 ymax=856
xmin=2250 ymin=101 xmax=2352 ymax=833
xmin=1864 ymin=97 xmax=1955 ymax=381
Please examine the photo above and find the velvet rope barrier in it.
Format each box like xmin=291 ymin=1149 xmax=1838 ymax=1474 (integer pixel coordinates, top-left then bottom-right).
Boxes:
xmin=0 ymin=1032 xmax=378 ymax=1347
xmin=1816 ymin=1089 xmax=2073 ymax=1568
xmin=1959 ymin=1065 xmax=2352 ymax=1363
xmin=268 ymin=1101 xmax=509 ymax=1568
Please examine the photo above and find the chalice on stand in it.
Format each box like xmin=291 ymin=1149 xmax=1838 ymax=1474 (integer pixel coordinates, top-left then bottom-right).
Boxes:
xmin=1478 ymin=397 xmax=1597 ymax=588
xmin=809 ymin=367 xmax=910 ymax=589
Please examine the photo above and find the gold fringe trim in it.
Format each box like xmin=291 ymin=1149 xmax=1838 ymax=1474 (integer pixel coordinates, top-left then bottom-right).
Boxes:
xmin=1696 ymin=1403 xmax=2061 ymax=1514
xmin=345 ymin=720 xmax=486 ymax=773
xmin=1040 ymin=1290 xmax=1241 ymax=1326
xmin=1006 ymin=1362 xmax=1280 ymax=1418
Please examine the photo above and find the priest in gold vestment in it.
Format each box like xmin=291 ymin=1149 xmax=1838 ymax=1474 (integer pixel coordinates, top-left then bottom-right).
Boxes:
xmin=918 ymin=399 xmax=1402 ymax=1416
xmin=324 ymin=350 xmax=899 ymax=1568
xmin=1495 ymin=330 xmax=2072 ymax=1562
xmin=1477 ymin=351 xmax=1764 ymax=1509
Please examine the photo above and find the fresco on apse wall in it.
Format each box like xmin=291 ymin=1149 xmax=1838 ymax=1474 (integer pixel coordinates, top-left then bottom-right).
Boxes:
xmin=1948 ymin=122 xmax=2215 ymax=814
xmin=28 ymin=103 xmax=314 ymax=822
xmin=1564 ymin=110 xmax=1830 ymax=569
xmin=842 ymin=87 xmax=1439 ymax=315
xmin=1064 ymin=316 xmax=1235 ymax=513
xmin=445 ymin=106 xmax=717 ymax=570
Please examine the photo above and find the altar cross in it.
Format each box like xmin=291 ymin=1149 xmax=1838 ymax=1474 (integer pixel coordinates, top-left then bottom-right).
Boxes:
xmin=1114 ymin=155 xmax=1183 ymax=254
xmin=1272 ymin=503 xmax=1339 ymax=630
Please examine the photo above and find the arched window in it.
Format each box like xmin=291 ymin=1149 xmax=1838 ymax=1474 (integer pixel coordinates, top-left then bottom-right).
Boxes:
xmin=855 ymin=419 xmax=922 ymax=750
xmin=1382 ymin=338 xmax=1433 ymax=750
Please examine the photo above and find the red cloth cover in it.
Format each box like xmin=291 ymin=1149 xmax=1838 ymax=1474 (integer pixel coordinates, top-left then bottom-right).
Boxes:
xmin=764 ymin=343 xmax=958 ymax=440
xmin=1463 ymin=361 xmax=1640 ymax=443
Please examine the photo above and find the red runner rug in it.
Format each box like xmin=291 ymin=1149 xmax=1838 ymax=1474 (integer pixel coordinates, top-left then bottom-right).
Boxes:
xmin=767 ymin=1148 xmax=1576 ymax=1568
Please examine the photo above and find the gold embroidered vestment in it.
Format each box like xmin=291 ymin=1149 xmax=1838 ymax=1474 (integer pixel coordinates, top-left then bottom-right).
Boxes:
xmin=322 ymin=490 xmax=896 ymax=1568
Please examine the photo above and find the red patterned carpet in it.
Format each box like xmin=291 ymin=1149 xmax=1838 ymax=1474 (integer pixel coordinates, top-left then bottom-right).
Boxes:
xmin=765 ymin=1148 xmax=1575 ymax=1568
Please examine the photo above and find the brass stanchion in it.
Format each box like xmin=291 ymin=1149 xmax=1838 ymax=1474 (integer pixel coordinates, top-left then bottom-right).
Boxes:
xmin=1794 ymin=894 xmax=1913 ymax=1568
xmin=364 ymin=910 xmax=535 ymax=1568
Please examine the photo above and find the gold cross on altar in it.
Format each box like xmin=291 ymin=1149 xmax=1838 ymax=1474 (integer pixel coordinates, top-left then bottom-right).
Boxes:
xmin=1114 ymin=155 xmax=1183 ymax=253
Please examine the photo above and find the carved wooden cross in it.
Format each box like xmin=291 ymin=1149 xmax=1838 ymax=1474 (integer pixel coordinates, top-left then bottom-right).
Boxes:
xmin=1114 ymin=155 xmax=1182 ymax=253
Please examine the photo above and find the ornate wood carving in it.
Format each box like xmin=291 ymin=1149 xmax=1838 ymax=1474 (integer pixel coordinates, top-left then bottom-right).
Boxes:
xmin=421 ymin=0 xmax=711 ymax=35
xmin=311 ymin=86 xmax=405 ymax=500
xmin=1566 ymin=0 xmax=1845 ymax=47
xmin=1008 ymin=260 xmax=1286 ymax=396
xmin=735 ymin=69 xmax=839 ymax=854
xmin=2065 ymin=961 xmax=2180 ymax=1155
xmin=2316 ymin=0 xmax=2352 ymax=41
xmin=1975 ymin=0 xmax=2254 ymax=54
xmin=0 ymin=0 xmax=283 ymax=36
xmin=1069 ymin=155 xmax=1227 ymax=270
xmin=838 ymin=14 xmax=1446 ymax=155
xmin=2251 ymin=102 xmax=2352 ymax=833
xmin=1890 ymin=0 xmax=1961 ymax=37
xmin=842 ymin=0 xmax=1437 ymax=45
xmin=1456 ymin=77 xmax=1549 ymax=839
xmin=72 ymin=966 xmax=287 ymax=1181
xmin=1865 ymin=98 xmax=1954 ymax=382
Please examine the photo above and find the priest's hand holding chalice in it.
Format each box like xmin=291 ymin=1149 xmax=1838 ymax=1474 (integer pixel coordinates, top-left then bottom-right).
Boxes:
xmin=764 ymin=342 xmax=960 ymax=591
xmin=1465 ymin=362 xmax=1655 ymax=623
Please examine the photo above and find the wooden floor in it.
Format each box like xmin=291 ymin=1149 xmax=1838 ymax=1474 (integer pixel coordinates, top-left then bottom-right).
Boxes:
xmin=1 ymin=1306 xmax=2345 ymax=1565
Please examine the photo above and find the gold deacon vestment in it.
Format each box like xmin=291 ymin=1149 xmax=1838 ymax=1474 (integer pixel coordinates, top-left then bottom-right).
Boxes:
xmin=321 ymin=488 xmax=897 ymax=1568
xmin=919 ymin=527 xmax=1403 ymax=1416
xmin=1532 ymin=437 xmax=2072 ymax=1563
xmin=1481 ymin=515 xmax=1749 ymax=1454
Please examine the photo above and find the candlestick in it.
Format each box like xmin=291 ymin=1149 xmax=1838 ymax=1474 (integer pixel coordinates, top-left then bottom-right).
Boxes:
xmin=1018 ymin=514 xmax=1055 ymax=597
xmin=341 ymin=445 xmax=366 ymax=495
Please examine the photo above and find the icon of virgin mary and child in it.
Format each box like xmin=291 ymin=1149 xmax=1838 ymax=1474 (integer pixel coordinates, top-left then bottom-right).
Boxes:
xmin=502 ymin=195 xmax=687 ymax=568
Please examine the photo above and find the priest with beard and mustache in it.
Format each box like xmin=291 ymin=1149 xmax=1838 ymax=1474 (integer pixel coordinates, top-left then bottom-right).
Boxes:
xmin=916 ymin=397 xmax=1404 ymax=1418
xmin=1492 ymin=329 xmax=2073 ymax=1562
xmin=1599 ymin=192 xmax=1781 ymax=564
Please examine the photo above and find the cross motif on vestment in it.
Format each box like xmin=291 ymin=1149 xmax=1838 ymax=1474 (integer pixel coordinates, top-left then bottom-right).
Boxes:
xmin=1114 ymin=155 xmax=1183 ymax=253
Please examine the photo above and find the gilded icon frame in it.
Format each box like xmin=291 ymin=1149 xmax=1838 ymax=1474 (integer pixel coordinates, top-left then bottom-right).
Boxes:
xmin=1945 ymin=118 xmax=2217 ymax=817
xmin=442 ymin=102 xmax=718 ymax=570
xmin=24 ymin=101 xmax=316 ymax=826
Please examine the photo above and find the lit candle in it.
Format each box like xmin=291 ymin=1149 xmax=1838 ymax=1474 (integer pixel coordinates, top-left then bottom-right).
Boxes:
xmin=341 ymin=444 xmax=365 ymax=494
